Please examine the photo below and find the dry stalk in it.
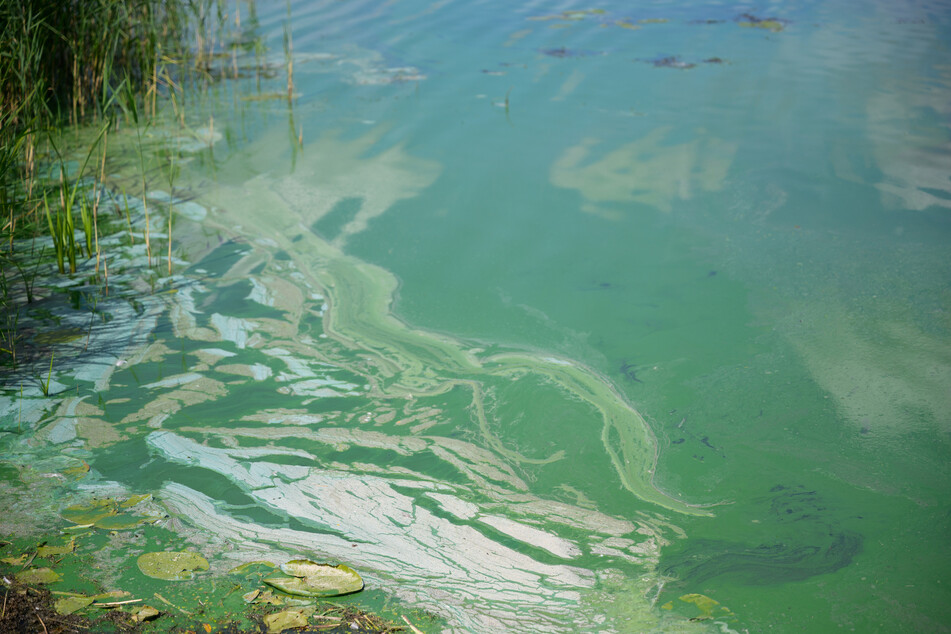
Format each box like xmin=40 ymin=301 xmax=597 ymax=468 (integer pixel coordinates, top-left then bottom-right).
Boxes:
xmin=401 ymin=615 xmax=424 ymax=634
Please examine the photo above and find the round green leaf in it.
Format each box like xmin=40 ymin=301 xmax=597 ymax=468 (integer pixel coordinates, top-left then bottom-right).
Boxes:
xmin=137 ymin=551 xmax=209 ymax=581
xmin=264 ymin=560 xmax=363 ymax=597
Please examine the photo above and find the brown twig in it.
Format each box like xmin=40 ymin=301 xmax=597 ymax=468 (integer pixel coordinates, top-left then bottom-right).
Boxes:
xmin=36 ymin=612 xmax=48 ymax=634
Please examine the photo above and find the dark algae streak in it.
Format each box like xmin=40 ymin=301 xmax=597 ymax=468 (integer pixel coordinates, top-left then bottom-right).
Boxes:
xmin=662 ymin=485 xmax=863 ymax=586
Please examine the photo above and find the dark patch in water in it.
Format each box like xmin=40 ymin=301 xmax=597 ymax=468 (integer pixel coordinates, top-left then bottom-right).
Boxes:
xmin=541 ymin=47 xmax=600 ymax=58
xmin=188 ymin=239 xmax=251 ymax=277
xmin=619 ymin=361 xmax=643 ymax=383
xmin=641 ymin=56 xmax=726 ymax=69
xmin=651 ymin=56 xmax=695 ymax=69
xmin=201 ymin=279 xmax=286 ymax=320
xmin=768 ymin=485 xmax=827 ymax=522
xmin=661 ymin=485 xmax=862 ymax=586
xmin=662 ymin=532 xmax=862 ymax=586
xmin=579 ymin=281 xmax=619 ymax=292
xmin=919 ymin=186 xmax=951 ymax=201
xmin=735 ymin=13 xmax=789 ymax=31
xmin=312 ymin=196 xmax=364 ymax=240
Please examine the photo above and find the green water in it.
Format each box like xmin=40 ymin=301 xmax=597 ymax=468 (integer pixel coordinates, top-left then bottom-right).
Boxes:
xmin=3 ymin=0 xmax=951 ymax=631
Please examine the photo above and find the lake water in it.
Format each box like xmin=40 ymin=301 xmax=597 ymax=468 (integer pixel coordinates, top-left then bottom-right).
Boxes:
xmin=3 ymin=0 xmax=951 ymax=631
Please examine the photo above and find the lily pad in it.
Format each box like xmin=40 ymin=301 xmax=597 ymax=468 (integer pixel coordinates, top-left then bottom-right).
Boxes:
xmin=37 ymin=539 xmax=76 ymax=557
xmin=264 ymin=608 xmax=310 ymax=633
xmin=229 ymin=560 xmax=276 ymax=575
xmin=263 ymin=560 xmax=363 ymax=598
xmin=54 ymin=595 xmax=94 ymax=615
xmin=61 ymin=499 xmax=117 ymax=525
xmin=137 ymin=551 xmax=209 ymax=581
xmin=94 ymin=514 xmax=152 ymax=530
xmin=120 ymin=493 xmax=152 ymax=508
xmin=16 ymin=567 xmax=62 ymax=584
xmin=1 ymin=554 xmax=29 ymax=565
xmin=61 ymin=496 xmax=154 ymax=529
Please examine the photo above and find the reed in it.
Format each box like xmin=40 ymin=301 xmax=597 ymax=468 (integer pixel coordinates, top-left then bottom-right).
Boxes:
xmin=0 ymin=0 xmax=232 ymax=249
xmin=44 ymin=124 xmax=109 ymax=274
xmin=0 ymin=0 xmax=236 ymax=368
xmin=284 ymin=20 xmax=295 ymax=103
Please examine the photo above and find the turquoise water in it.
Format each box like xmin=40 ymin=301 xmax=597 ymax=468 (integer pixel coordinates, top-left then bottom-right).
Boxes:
xmin=4 ymin=0 xmax=951 ymax=631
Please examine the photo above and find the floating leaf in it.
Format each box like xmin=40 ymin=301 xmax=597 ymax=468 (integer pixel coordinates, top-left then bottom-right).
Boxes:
xmin=680 ymin=593 xmax=719 ymax=618
xmin=95 ymin=514 xmax=152 ymax=530
xmin=132 ymin=605 xmax=161 ymax=622
xmin=137 ymin=551 xmax=209 ymax=581
xmin=264 ymin=608 xmax=309 ymax=633
xmin=54 ymin=595 xmax=94 ymax=615
xmin=121 ymin=493 xmax=152 ymax=508
xmin=1 ymin=554 xmax=29 ymax=565
xmin=242 ymin=589 xmax=260 ymax=603
xmin=61 ymin=497 xmax=154 ymax=530
xmin=16 ymin=567 xmax=62 ymax=584
xmin=61 ymin=499 xmax=117 ymax=525
xmin=264 ymin=560 xmax=363 ymax=598
xmin=62 ymin=524 xmax=94 ymax=534
xmin=229 ymin=560 xmax=276 ymax=575
xmin=37 ymin=539 xmax=76 ymax=557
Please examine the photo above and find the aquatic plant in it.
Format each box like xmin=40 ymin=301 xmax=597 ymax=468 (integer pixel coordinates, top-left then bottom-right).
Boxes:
xmin=45 ymin=124 xmax=109 ymax=274
xmin=0 ymin=0 xmax=234 ymax=251
xmin=39 ymin=351 xmax=54 ymax=396
xmin=0 ymin=0 xmax=246 ymax=368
